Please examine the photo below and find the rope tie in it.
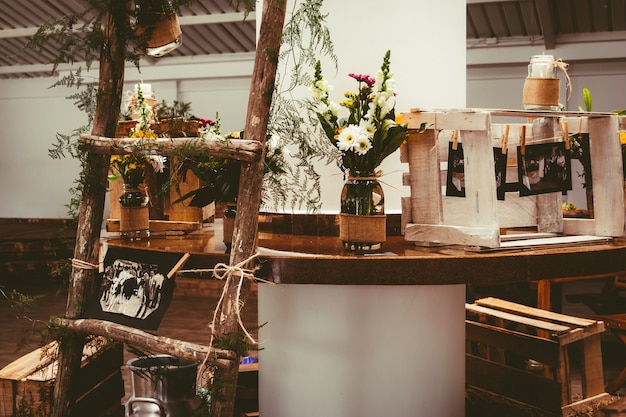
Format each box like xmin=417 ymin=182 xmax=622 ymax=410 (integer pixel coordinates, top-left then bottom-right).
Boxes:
xmin=71 ymin=258 xmax=100 ymax=270
xmin=197 ymin=253 xmax=272 ymax=389
xmin=554 ymin=58 xmax=571 ymax=99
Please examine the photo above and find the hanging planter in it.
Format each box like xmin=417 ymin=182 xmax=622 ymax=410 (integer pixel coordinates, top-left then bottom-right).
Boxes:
xmin=135 ymin=0 xmax=183 ymax=57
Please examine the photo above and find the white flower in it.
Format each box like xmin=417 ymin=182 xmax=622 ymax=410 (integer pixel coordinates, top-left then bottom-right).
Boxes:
xmin=385 ymin=77 xmax=396 ymax=93
xmin=359 ymin=119 xmax=376 ymax=137
xmin=374 ymin=69 xmax=385 ymax=91
xmin=376 ymin=92 xmax=395 ymax=118
xmin=327 ymin=102 xmax=340 ymax=117
xmin=355 ymin=137 xmax=372 ymax=155
xmin=319 ymin=102 xmax=340 ymax=121
xmin=268 ymin=133 xmax=281 ymax=151
xmin=148 ymin=155 xmax=167 ymax=173
xmin=310 ymin=78 xmax=333 ymax=100
xmin=337 ymin=124 xmax=366 ymax=151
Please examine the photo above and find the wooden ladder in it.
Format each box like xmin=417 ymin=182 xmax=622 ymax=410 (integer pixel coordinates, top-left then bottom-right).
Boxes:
xmin=50 ymin=2 xmax=288 ymax=417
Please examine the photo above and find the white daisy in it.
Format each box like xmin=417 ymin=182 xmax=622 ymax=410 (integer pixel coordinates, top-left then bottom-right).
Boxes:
xmin=337 ymin=124 xmax=365 ymax=151
xmin=359 ymin=119 xmax=376 ymax=137
xmin=355 ymin=137 xmax=373 ymax=155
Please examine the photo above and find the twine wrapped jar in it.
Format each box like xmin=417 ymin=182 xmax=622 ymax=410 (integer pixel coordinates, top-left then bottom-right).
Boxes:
xmin=339 ymin=171 xmax=386 ymax=252
xmin=523 ymin=54 xmax=560 ymax=111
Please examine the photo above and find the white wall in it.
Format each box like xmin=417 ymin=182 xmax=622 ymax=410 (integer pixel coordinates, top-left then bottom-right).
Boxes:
xmin=0 ymin=0 xmax=466 ymax=219
xmin=0 ymin=55 xmax=254 ymax=219
xmin=0 ymin=78 xmax=84 ymax=218
xmin=305 ymin=0 xmax=467 ymax=213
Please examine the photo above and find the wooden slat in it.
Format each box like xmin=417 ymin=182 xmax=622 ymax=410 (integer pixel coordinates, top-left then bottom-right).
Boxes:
xmin=466 ymin=303 xmax=572 ymax=333
xmin=462 ymin=123 xmax=498 ymax=228
xmin=106 ymin=219 xmax=202 ymax=233
xmin=466 ymin=320 xmax=559 ymax=367
xmin=466 ymin=354 xmax=562 ymax=412
xmin=588 ymin=115 xmax=624 ymax=236
xmin=405 ymin=223 xmax=500 ymax=247
xmin=581 ymin=333 xmax=606 ymax=397
xmin=475 ymin=297 xmax=597 ymax=327
xmin=404 ymin=130 xmax=442 ymax=225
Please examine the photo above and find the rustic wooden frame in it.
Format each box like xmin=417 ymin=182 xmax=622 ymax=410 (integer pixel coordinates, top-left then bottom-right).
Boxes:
xmin=400 ymin=109 xmax=625 ymax=248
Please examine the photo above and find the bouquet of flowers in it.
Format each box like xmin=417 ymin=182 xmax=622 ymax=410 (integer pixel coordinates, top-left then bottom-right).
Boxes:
xmin=311 ymin=50 xmax=412 ymax=177
xmin=173 ymin=116 xmax=286 ymax=207
xmin=109 ymin=153 xmax=152 ymax=187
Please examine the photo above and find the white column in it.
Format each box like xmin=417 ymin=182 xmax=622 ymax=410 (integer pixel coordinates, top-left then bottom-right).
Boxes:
xmin=258 ymin=283 xmax=466 ymax=417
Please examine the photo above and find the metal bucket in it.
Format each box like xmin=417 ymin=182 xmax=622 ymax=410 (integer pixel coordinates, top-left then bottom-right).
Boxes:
xmin=126 ymin=355 xmax=201 ymax=417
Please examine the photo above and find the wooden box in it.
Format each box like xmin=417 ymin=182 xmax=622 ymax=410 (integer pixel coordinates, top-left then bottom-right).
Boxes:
xmin=400 ymin=109 xmax=625 ymax=248
xmin=0 ymin=339 xmax=124 ymax=417
xmin=466 ymin=297 xmax=609 ymax=416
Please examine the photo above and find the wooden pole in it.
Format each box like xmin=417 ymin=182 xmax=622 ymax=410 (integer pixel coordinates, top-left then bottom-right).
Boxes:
xmin=208 ymin=1 xmax=287 ymax=416
xmin=51 ymin=2 xmax=129 ymax=416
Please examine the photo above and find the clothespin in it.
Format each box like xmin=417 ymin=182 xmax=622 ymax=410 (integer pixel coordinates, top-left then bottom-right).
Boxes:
xmin=501 ymin=125 xmax=509 ymax=155
xmin=561 ymin=120 xmax=570 ymax=150
xmin=519 ymin=125 xmax=526 ymax=156
xmin=578 ymin=117 xmax=584 ymax=136
xmin=451 ymin=130 xmax=459 ymax=150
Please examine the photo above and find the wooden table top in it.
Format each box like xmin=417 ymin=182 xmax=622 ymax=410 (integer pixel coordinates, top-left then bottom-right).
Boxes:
xmin=105 ymin=214 xmax=626 ymax=286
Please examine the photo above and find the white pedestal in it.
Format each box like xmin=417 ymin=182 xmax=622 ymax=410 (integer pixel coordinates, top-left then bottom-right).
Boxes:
xmin=258 ymin=284 xmax=466 ymax=417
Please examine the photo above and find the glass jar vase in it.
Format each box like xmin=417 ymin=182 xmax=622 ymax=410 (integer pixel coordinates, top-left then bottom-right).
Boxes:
xmin=119 ymin=183 xmax=150 ymax=240
xmin=339 ymin=172 xmax=386 ymax=252
xmin=523 ymin=54 xmax=560 ymax=111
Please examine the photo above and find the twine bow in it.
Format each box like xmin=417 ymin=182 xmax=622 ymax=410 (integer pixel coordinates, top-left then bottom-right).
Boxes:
xmin=197 ymin=253 xmax=272 ymax=389
xmin=554 ymin=58 xmax=572 ymax=99
xmin=347 ymin=170 xmax=382 ymax=181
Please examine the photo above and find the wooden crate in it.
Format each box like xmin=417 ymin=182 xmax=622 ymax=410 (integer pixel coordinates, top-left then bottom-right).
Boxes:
xmin=400 ymin=109 xmax=625 ymax=248
xmin=0 ymin=339 xmax=124 ymax=417
xmin=466 ymin=297 xmax=610 ymax=416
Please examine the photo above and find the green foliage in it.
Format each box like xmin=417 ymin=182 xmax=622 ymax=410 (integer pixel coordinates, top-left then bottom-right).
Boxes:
xmin=266 ymin=0 xmax=337 ymax=212
xmin=46 ymin=68 xmax=101 ymax=217
xmin=154 ymin=99 xmax=194 ymax=121
xmin=582 ymin=87 xmax=592 ymax=112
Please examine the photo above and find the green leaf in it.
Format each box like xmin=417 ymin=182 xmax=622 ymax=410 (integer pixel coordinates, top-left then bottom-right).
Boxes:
xmin=583 ymin=87 xmax=592 ymax=112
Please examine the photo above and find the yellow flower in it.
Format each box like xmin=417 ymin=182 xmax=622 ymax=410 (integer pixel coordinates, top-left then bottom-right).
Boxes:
xmin=620 ymin=131 xmax=626 ymax=145
xmin=395 ymin=113 xmax=405 ymax=124
xmin=334 ymin=126 xmax=344 ymax=140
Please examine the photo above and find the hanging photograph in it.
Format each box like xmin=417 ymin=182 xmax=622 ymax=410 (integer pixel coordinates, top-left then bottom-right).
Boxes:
xmin=493 ymin=147 xmax=508 ymax=201
xmin=517 ymin=142 xmax=572 ymax=196
xmin=446 ymin=142 xmax=465 ymax=197
xmin=85 ymin=247 xmax=188 ymax=331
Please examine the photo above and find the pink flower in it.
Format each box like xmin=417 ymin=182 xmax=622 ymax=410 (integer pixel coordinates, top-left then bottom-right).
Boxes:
xmin=348 ymin=73 xmax=375 ymax=87
xmin=197 ymin=118 xmax=216 ymax=127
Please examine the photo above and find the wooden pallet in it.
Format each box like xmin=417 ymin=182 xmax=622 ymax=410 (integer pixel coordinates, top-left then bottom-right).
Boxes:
xmin=0 ymin=338 xmax=124 ymax=417
xmin=466 ymin=297 xmax=609 ymax=416
xmin=400 ymin=109 xmax=625 ymax=248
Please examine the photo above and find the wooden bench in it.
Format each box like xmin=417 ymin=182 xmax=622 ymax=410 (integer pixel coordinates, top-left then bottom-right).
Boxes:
xmin=466 ymin=297 xmax=609 ymax=416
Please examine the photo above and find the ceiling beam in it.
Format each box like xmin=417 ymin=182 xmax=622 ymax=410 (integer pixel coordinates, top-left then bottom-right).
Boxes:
xmin=0 ymin=11 xmax=253 ymax=40
xmin=535 ymin=0 xmax=556 ymax=49
xmin=467 ymin=37 xmax=626 ymax=66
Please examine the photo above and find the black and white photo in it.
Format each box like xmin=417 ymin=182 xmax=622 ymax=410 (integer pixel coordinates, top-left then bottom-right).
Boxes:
xmin=85 ymin=247 xmax=186 ymax=330
xmin=446 ymin=142 xmax=466 ymax=197
xmin=517 ymin=142 xmax=573 ymax=196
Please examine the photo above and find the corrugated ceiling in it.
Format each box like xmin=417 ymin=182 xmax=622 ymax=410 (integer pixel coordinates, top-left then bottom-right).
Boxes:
xmin=0 ymin=0 xmax=256 ymax=79
xmin=467 ymin=0 xmax=626 ymax=49
xmin=1 ymin=1 xmax=626 ymax=79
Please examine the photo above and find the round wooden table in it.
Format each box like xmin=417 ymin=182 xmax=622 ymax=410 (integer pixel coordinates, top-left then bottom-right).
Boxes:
xmin=106 ymin=217 xmax=626 ymax=417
